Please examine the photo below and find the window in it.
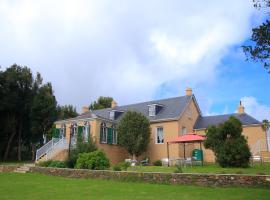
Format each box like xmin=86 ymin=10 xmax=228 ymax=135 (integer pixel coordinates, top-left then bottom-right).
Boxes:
xmin=109 ymin=111 xmax=115 ymax=120
xmin=149 ymin=105 xmax=156 ymax=116
xmin=83 ymin=122 xmax=90 ymax=142
xmin=112 ymin=125 xmax=117 ymax=144
xmin=156 ymin=127 xmax=164 ymax=144
xmin=182 ymin=126 xmax=187 ymax=135
xmin=60 ymin=124 xmax=66 ymax=138
xmin=100 ymin=122 xmax=107 ymax=143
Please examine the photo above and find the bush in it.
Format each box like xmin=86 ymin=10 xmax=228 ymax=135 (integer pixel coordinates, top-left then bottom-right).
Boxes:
xmin=204 ymin=116 xmax=251 ymax=168
xmin=112 ymin=165 xmax=122 ymax=171
xmin=66 ymin=138 xmax=97 ymax=168
xmin=120 ymin=161 xmax=131 ymax=170
xmin=38 ymin=160 xmax=67 ymax=168
xmin=153 ymin=160 xmax=162 ymax=166
xmin=75 ymin=150 xmax=110 ymax=170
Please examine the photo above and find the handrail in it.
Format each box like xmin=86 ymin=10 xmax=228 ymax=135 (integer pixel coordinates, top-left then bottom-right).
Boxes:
xmin=36 ymin=137 xmax=60 ymax=161
xmin=250 ymin=138 xmax=270 ymax=156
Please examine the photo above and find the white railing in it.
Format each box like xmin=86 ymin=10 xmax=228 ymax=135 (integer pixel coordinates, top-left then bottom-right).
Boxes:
xmin=36 ymin=137 xmax=68 ymax=161
xmin=45 ymin=137 xmax=69 ymax=160
xmin=250 ymin=138 xmax=270 ymax=156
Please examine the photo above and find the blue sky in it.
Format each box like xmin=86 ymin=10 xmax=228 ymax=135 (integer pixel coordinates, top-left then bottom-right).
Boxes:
xmin=0 ymin=0 xmax=269 ymax=121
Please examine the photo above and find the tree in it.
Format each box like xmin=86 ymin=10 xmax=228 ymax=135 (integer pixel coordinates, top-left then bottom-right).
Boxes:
xmin=57 ymin=105 xmax=78 ymax=120
xmin=204 ymin=117 xmax=251 ymax=167
xmin=117 ymin=111 xmax=151 ymax=160
xmin=89 ymin=96 xmax=113 ymax=110
xmin=30 ymin=83 xmax=57 ymax=147
xmin=262 ymin=119 xmax=270 ymax=131
xmin=243 ymin=0 xmax=270 ymax=73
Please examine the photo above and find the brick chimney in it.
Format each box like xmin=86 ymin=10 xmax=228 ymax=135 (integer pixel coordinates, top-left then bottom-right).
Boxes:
xmin=111 ymin=100 xmax=117 ymax=108
xmin=81 ymin=106 xmax=89 ymax=113
xmin=237 ymin=101 xmax=245 ymax=114
xmin=185 ymin=87 xmax=192 ymax=96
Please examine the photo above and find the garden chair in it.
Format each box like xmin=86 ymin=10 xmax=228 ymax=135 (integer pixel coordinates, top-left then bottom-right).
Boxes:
xmin=184 ymin=157 xmax=192 ymax=167
xmin=140 ymin=158 xmax=149 ymax=166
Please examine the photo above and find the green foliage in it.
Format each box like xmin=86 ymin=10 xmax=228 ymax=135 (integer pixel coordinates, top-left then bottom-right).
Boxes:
xmin=120 ymin=161 xmax=131 ymax=171
xmin=243 ymin=1 xmax=270 ymax=73
xmin=204 ymin=116 xmax=251 ymax=168
xmin=117 ymin=111 xmax=151 ymax=158
xmin=174 ymin=165 xmax=183 ymax=173
xmin=89 ymin=96 xmax=113 ymax=110
xmin=262 ymin=119 xmax=270 ymax=131
xmin=113 ymin=165 xmax=122 ymax=171
xmin=153 ymin=160 xmax=162 ymax=166
xmin=66 ymin=138 xmax=97 ymax=168
xmin=75 ymin=150 xmax=110 ymax=170
xmin=57 ymin=105 xmax=78 ymax=120
xmin=38 ymin=160 xmax=67 ymax=168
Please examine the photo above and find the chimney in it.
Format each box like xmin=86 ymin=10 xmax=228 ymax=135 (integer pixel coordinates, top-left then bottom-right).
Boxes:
xmin=237 ymin=101 xmax=245 ymax=114
xmin=111 ymin=100 xmax=117 ymax=108
xmin=185 ymin=87 xmax=192 ymax=96
xmin=82 ymin=106 xmax=89 ymax=113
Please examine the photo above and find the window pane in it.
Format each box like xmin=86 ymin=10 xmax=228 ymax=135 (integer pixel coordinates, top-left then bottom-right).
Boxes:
xmin=156 ymin=127 xmax=164 ymax=144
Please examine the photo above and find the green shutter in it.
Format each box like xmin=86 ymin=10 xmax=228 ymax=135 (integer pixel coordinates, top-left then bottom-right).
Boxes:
xmin=53 ymin=128 xmax=60 ymax=138
xmin=107 ymin=128 xmax=113 ymax=144
xmin=78 ymin=126 xmax=83 ymax=139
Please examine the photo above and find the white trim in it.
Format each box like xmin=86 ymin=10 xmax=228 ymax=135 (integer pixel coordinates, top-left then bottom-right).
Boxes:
xmin=155 ymin=126 xmax=164 ymax=144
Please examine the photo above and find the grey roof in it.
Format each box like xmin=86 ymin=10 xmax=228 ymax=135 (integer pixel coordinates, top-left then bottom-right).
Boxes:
xmin=194 ymin=113 xmax=262 ymax=129
xmin=66 ymin=95 xmax=194 ymax=122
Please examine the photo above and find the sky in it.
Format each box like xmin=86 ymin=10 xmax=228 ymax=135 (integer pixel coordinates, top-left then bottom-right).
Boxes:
xmin=0 ymin=0 xmax=269 ymax=121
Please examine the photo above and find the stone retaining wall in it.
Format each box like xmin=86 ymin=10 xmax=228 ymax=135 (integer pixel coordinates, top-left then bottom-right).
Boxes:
xmin=30 ymin=166 xmax=270 ymax=187
xmin=0 ymin=165 xmax=19 ymax=172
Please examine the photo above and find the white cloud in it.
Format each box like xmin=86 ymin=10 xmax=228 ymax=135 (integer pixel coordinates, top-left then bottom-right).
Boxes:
xmin=241 ymin=97 xmax=270 ymax=121
xmin=0 ymin=0 xmax=265 ymax=110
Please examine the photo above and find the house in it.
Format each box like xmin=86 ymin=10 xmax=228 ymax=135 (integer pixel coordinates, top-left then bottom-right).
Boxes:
xmin=36 ymin=88 xmax=269 ymax=164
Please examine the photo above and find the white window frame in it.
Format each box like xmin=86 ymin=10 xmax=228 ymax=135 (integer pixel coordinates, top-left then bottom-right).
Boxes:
xmin=149 ymin=105 xmax=156 ymax=116
xmin=109 ymin=111 xmax=115 ymax=120
xmin=156 ymin=126 xmax=164 ymax=144
xmin=101 ymin=122 xmax=107 ymax=143
xmin=112 ymin=125 xmax=117 ymax=144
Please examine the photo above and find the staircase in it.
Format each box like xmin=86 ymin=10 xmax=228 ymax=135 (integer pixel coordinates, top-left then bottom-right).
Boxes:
xmin=14 ymin=164 xmax=35 ymax=173
xmin=35 ymin=137 xmax=69 ymax=162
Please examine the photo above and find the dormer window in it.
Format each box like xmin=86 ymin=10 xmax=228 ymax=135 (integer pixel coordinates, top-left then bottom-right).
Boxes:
xmin=149 ymin=105 xmax=156 ymax=116
xmin=109 ymin=110 xmax=124 ymax=120
xmin=148 ymin=104 xmax=163 ymax=117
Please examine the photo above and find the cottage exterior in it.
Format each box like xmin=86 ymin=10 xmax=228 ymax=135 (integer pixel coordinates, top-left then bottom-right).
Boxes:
xmin=36 ymin=88 xmax=269 ymax=164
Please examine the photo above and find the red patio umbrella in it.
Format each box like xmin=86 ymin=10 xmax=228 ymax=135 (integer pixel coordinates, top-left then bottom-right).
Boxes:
xmin=166 ymin=133 xmax=205 ymax=166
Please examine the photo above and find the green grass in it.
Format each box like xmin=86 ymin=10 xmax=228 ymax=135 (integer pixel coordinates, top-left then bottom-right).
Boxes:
xmin=127 ymin=163 xmax=270 ymax=175
xmin=0 ymin=173 xmax=269 ymax=200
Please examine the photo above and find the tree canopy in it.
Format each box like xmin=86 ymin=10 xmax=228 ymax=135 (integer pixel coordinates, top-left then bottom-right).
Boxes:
xmin=57 ymin=105 xmax=78 ymax=120
xmin=204 ymin=116 xmax=251 ymax=167
xmin=117 ymin=111 xmax=151 ymax=159
xmin=243 ymin=0 xmax=270 ymax=73
xmin=89 ymin=96 xmax=113 ymax=110
xmin=0 ymin=64 xmax=77 ymax=161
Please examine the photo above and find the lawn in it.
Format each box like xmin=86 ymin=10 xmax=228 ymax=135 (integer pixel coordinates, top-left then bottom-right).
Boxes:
xmin=127 ymin=163 xmax=270 ymax=175
xmin=0 ymin=173 xmax=270 ymax=200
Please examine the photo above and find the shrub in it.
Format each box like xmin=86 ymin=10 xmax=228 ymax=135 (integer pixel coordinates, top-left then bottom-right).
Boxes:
xmin=153 ymin=160 xmax=162 ymax=166
xmin=38 ymin=160 xmax=67 ymax=168
xmin=174 ymin=165 xmax=183 ymax=173
xmin=113 ymin=165 xmax=122 ymax=171
xmin=204 ymin=116 xmax=251 ymax=168
xmin=66 ymin=138 xmax=97 ymax=168
xmin=75 ymin=150 xmax=110 ymax=170
xmin=120 ymin=161 xmax=131 ymax=171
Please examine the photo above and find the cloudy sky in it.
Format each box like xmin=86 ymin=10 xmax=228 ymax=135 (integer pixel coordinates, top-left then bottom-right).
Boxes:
xmin=0 ymin=0 xmax=269 ymax=120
